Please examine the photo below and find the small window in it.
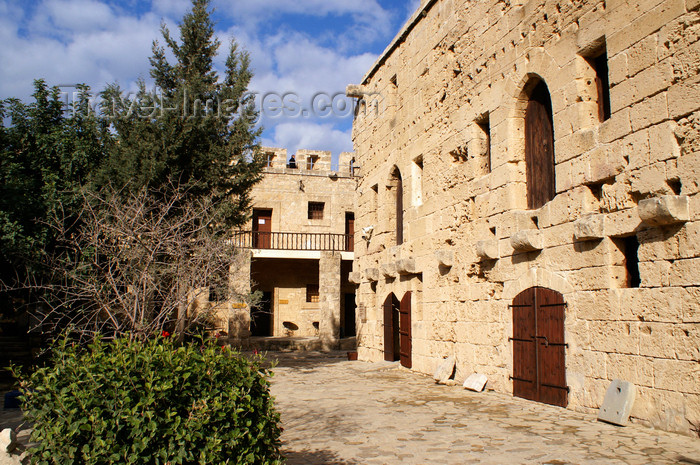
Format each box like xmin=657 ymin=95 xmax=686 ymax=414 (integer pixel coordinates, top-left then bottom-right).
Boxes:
xmin=307 ymin=155 xmax=319 ymax=170
xmin=413 ymin=156 xmax=424 ymax=206
xmin=308 ymin=202 xmax=324 ymax=220
xmin=265 ymin=152 xmax=275 ymax=168
xmin=583 ymin=44 xmax=611 ymax=122
xmin=476 ymin=114 xmax=491 ymax=174
xmin=613 ymin=236 xmax=641 ymax=288
xmin=306 ymin=284 xmax=320 ymax=303
xmin=593 ymin=51 xmax=611 ymax=121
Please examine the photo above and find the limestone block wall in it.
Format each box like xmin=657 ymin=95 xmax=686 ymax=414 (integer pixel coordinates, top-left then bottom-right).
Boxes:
xmin=247 ymin=148 xmax=357 ymax=237
xmin=350 ymin=0 xmax=700 ymax=435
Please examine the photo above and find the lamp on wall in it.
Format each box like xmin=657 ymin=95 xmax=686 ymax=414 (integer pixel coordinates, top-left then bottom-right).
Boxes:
xmin=299 ymin=180 xmax=305 ymax=192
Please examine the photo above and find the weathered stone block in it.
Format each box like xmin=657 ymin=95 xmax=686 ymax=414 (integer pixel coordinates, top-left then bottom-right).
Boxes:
xmin=0 ymin=428 xmax=16 ymax=453
xmin=463 ymin=373 xmax=488 ymax=392
xmin=510 ymin=230 xmax=543 ymax=252
xmin=365 ymin=268 xmax=379 ymax=282
xmin=397 ymin=258 xmax=417 ymax=275
xmin=348 ymin=271 xmax=362 ymax=284
xmin=434 ymin=356 xmax=456 ymax=384
xmin=435 ymin=249 xmax=454 ymax=267
xmin=346 ymin=84 xmax=369 ymax=98
xmin=381 ymin=262 xmax=397 ymax=278
xmin=638 ymin=195 xmax=690 ymax=225
xmin=598 ymin=380 xmax=636 ymax=426
xmin=574 ymin=214 xmax=605 ymax=241
xmin=475 ymin=239 xmax=499 ymax=260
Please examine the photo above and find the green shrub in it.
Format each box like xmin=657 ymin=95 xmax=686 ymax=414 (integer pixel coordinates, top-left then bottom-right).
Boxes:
xmin=18 ymin=336 xmax=283 ymax=465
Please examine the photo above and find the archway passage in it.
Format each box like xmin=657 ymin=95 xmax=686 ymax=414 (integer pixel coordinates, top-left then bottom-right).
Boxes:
xmin=383 ymin=294 xmax=401 ymax=362
xmin=511 ymin=287 xmax=568 ymax=407
xmin=525 ymin=80 xmax=555 ymax=210
xmin=399 ymin=292 xmax=412 ymax=369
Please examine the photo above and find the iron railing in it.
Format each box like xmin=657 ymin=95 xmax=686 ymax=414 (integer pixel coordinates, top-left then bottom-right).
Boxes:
xmin=232 ymin=231 xmax=354 ymax=252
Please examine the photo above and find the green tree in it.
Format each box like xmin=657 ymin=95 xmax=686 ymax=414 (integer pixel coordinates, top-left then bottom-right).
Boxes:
xmin=0 ymin=80 xmax=104 ymax=285
xmin=97 ymin=0 xmax=263 ymax=228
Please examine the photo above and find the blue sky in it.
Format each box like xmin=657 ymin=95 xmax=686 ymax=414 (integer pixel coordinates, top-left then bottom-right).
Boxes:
xmin=0 ymin=0 xmax=420 ymax=159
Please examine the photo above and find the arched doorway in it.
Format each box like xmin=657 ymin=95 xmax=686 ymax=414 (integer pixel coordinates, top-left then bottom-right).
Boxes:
xmin=525 ymin=80 xmax=555 ymax=209
xmin=511 ymin=287 xmax=568 ymax=407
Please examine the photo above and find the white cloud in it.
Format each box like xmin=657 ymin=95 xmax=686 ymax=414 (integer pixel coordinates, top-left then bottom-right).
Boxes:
xmin=29 ymin=0 xmax=116 ymax=35
xmin=214 ymin=0 xmax=393 ymax=46
xmin=0 ymin=0 xmax=399 ymax=158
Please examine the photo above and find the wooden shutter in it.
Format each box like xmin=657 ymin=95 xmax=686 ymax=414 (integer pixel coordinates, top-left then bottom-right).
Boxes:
xmin=536 ymin=287 xmax=568 ymax=408
xmin=399 ymin=292 xmax=412 ymax=369
xmin=383 ymin=295 xmax=394 ymax=362
xmin=512 ymin=288 xmax=537 ymax=401
xmin=525 ymin=81 xmax=555 ymax=210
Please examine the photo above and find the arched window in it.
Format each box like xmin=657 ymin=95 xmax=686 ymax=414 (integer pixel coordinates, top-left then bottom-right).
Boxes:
xmin=525 ymin=80 xmax=555 ymax=209
xmin=389 ymin=166 xmax=404 ymax=245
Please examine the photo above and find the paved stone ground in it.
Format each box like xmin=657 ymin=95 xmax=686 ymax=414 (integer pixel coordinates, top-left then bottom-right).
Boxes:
xmin=268 ymin=351 xmax=700 ymax=465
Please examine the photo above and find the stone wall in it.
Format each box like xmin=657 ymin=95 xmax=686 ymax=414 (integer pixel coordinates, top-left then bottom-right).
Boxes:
xmin=349 ymin=0 xmax=700 ymax=435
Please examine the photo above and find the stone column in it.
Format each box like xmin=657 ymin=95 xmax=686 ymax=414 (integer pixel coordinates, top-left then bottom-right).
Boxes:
xmin=229 ymin=249 xmax=252 ymax=339
xmin=319 ymin=251 xmax=341 ymax=350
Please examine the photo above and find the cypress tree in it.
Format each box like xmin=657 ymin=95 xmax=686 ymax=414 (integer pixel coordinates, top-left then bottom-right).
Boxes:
xmin=97 ymin=0 xmax=263 ymax=228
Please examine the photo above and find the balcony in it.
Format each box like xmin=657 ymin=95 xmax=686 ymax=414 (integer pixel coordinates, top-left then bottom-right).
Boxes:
xmin=233 ymin=231 xmax=354 ymax=257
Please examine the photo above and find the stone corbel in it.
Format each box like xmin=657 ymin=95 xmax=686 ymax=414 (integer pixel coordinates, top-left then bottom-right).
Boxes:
xmin=397 ymin=258 xmax=417 ymax=275
xmin=475 ymin=240 xmax=499 ymax=260
xmin=381 ymin=262 xmax=397 ymax=278
xmin=510 ymin=230 xmax=543 ymax=252
xmin=638 ymin=195 xmax=690 ymax=226
xmin=365 ymin=268 xmax=379 ymax=282
xmin=348 ymin=271 xmax=362 ymax=285
xmin=435 ymin=250 xmax=454 ymax=267
xmin=574 ymin=214 xmax=605 ymax=241
xmin=346 ymin=84 xmax=369 ymax=98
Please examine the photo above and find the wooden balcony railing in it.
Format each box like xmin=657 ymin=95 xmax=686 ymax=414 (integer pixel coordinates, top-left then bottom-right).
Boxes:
xmin=232 ymin=231 xmax=354 ymax=252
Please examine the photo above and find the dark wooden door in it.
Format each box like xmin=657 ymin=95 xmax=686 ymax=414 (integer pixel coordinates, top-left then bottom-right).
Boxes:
xmin=525 ymin=81 xmax=555 ymax=210
xmin=383 ymin=294 xmax=400 ymax=362
xmin=345 ymin=213 xmax=354 ymax=252
xmin=399 ymin=292 xmax=412 ymax=369
xmin=512 ymin=287 xmax=568 ymax=407
xmin=252 ymin=209 xmax=272 ymax=248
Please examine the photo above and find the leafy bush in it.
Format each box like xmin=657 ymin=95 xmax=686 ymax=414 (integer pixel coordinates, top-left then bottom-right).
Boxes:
xmin=18 ymin=336 xmax=283 ymax=465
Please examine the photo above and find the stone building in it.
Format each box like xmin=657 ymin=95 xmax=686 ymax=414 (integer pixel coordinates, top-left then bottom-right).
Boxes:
xmin=227 ymin=148 xmax=358 ymax=347
xmin=347 ymin=0 xmax=700 ymax=435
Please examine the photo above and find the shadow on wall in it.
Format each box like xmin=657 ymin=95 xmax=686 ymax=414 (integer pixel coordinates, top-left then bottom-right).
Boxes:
xmin=284 ymin=448 xmax=359 ymax=465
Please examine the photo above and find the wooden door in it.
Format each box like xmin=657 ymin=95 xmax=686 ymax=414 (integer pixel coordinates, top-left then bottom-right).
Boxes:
xmin=383 ymin=294 xmax=400 ymax=362
xmin=252 ymin=209 xmax=272 ymax=248
xmin=512 ymin=287 xmax=568 ymax=407
xmin=399 ymin=292 xmax=412 ymax=369
xmin=345 ymin=213 xmax=354 ymax=252
xmin=525 ymin=81 xmax=555 ymax=210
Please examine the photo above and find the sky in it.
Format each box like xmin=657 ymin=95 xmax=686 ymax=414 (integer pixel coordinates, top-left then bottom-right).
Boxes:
xmin=0 ymin=0 xmax=421 ymax=160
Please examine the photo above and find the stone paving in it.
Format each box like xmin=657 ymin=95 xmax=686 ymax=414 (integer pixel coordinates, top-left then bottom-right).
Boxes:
xmin=269 ymin=351 xmax=700 ymax=465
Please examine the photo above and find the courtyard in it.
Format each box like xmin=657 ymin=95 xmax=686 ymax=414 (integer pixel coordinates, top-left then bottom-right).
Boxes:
xmin=270 ymin=352 xmax=700 ymax=465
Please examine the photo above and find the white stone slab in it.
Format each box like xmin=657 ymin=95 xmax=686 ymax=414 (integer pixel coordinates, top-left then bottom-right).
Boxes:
xmin=463 ymin=373 xmax=488 ymax=392
xmin=433 ymin=356 xmax=455 ymax=384
xmin=598 ymin=379 xmax=636 ymax=426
